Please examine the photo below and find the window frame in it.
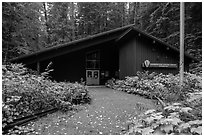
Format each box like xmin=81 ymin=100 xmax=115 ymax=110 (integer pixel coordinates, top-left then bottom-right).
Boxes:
xmin=85 ymin=50 xmax=100 ymax=69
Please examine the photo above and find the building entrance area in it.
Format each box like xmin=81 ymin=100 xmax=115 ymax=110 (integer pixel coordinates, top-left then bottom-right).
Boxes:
xmin=86 ymin=70 xmax=99 ymax=85
xmin=86 ymin=50 xmax=100 ymax=85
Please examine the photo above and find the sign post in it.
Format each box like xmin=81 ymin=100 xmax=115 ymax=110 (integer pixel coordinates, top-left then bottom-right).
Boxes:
xmin=180 ymin=2 xmax=184 ymax=88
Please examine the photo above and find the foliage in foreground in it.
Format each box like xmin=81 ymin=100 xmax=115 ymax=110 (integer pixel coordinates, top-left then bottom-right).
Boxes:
xmin=106 ymin=71 xmax=202 ymax=135
xmin=2 ymin=63 xmax=91 ymax=133
xmin=126 ymin=101 xmax=202 ymax=135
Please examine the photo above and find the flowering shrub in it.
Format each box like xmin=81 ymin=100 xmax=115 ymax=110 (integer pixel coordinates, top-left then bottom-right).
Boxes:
xmin=106 ymin=71 xmax=202 ymax=103
xmin=2 ymin=63 xmax=91 ymax=132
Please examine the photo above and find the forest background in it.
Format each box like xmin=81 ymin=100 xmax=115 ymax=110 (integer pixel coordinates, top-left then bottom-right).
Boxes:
xmin=2 ymin=2 xmax=202 ymax=72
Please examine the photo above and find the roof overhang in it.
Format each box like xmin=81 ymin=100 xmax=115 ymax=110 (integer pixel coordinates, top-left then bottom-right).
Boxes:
xmin=10 ymin=24 xmax=135 ymax=64
xmin=10 ymin=24 xmax=198 ymax=64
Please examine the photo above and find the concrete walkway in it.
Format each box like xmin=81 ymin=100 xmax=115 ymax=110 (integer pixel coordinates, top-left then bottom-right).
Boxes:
xmin=27 ymin=87 xmax=157 ymax=135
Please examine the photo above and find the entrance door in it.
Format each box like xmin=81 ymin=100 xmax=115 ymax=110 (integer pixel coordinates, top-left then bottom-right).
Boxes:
xmin=86 ymin=70 xmax=99 ymax=85
xmin=86 ymin=50 xmax=100 ymax=85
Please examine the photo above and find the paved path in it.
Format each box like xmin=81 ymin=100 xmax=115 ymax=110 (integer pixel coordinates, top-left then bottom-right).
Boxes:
xmin=27 ymin=87 xmax=157 ymax=135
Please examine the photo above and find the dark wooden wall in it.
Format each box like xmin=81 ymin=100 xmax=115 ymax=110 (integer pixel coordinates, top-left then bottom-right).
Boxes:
xmin=119 ymin=34 xmax=189 ymax=79
xmin=29 ymin=40 xmax=119 ymax=84
xmin=99 ymin=41 xmax=119 ymax=84
xmin=119 ymin=37 xmax=137 ymax=79
xmin=42 ymin=49 xmax=86 ymax=82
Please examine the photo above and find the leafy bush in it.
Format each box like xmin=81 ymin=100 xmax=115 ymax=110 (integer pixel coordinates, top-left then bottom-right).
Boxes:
xmin=106 ymin=71 xmax=201 ymax=103
xmin=106 ymin=71 xmax=202 ymax=135
xmin=2 ymin=63 xmax=91 ymax=131
xmin=126 ymin=102 xmax=202 ymax=135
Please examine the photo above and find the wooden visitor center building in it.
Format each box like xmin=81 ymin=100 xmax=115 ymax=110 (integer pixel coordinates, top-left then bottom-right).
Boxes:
xmin=10 ymin=24 xmax=197 ymax=85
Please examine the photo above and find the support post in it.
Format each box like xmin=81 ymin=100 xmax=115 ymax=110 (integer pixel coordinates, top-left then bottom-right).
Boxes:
xmin=180 ymin=2 xmax=184 ymax=87
xmin=37 ymin=61 xmax=40 ymax=75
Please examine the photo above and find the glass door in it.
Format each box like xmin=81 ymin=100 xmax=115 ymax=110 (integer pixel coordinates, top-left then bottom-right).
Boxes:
xmin=86 ymin=50 xmax=100 ymax=85
xmin=86 ymin=70 xmax=99 ymax=85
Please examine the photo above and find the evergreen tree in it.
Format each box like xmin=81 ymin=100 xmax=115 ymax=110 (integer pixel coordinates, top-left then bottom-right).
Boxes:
xmin=2 ymin=2 xmax=45 ymax=63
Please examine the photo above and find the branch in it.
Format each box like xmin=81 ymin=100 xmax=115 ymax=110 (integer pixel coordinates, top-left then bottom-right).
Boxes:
xmin=154 ymin=96 xmax=166 ymax=108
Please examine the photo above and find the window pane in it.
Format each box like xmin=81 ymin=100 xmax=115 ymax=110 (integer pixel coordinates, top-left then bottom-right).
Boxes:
xmin=86 ymin=50 xmax=100 ymax=69
xmin=86 ymin=60 xmax=100 ymax=69
xmin=87 ymin=71 xmax=92 ymax=77
xmin=86 ymin=51 xmax=100 ymax=60
xmin=95 ymin=61 xmax=100 ymax=68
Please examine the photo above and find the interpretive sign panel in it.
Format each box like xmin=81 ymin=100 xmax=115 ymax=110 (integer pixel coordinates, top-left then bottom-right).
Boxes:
xmin=142 ymin=60 xmax=177 ymax=68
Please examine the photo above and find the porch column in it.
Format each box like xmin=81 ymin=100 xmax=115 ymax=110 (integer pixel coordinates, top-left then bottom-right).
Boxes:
xmin=37 ymin=61 xmax=40 ymax=75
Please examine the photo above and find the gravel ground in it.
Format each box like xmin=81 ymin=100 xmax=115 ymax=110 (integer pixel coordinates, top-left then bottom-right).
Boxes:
xmin=26 ymin=87 xmax=157 ymax=135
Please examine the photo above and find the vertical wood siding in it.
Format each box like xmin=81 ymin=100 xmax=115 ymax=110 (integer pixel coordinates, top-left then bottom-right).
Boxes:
xmin=119 ymin=37 xmax=137 ymax=79
xmin=119 ymin=34 xmax=183 ymax=79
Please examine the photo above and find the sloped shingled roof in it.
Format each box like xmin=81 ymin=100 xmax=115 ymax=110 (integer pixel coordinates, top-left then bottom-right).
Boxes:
xmin=10 ymin=24 xmax=197 ymax=63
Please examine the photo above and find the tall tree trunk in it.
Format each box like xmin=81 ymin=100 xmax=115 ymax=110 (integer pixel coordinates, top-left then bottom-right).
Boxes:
xmin=127 ymin=2 xmax=131 ymax=25
xmin=70 ymin=2 xmax=75 ymax=41
xmin=122 ymin=4 xmax=124 ymax=27
xmin=133 ymin=2 xmax=140 ymax=27
xmin=43 ymin=2 xmax=50 ymax=44
xmin=120 ymin=2 xmax=125 ymax=27
xmin=104 ymin=10 xmax=107 ymax=31
xmin=3 ymin=43 xmax=9 ymax=64
xmin=99 ymin=15 xmax=103 ymax=33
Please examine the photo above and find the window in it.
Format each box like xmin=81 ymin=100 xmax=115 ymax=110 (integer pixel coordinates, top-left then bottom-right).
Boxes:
xmin=86 ymin=50 xmax=100 ymax=69
xmin=86 ymin=51 xmax=100 ymax=60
